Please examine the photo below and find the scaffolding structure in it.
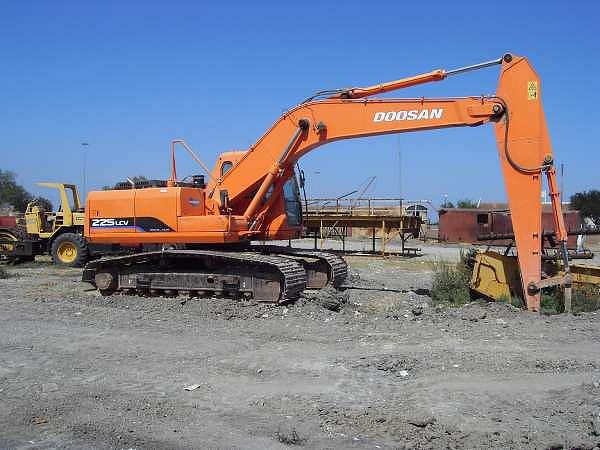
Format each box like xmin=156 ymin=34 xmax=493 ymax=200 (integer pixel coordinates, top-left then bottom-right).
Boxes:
xmin=303 ymin=198 xmax=423 ymax=255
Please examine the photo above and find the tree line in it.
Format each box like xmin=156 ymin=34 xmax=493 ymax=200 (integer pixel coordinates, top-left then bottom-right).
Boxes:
xmin=0 ymin=170 xmax=52 ymax=212
xmin=440 ymin=199 xmax=478 ymax=209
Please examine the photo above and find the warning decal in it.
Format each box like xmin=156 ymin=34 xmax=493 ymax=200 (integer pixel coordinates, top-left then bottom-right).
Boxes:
xmin=527 ymin=81 xmax=538 ymax=100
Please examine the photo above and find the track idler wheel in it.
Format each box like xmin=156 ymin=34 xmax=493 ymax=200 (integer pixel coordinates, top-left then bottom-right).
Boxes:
xmin=94 ymin=271 xmax=118 ymax=295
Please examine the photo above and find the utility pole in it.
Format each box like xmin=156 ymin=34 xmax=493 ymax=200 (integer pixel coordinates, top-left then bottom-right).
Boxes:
xmin=560 ymin=163 xmax=565 ymax=204
xmin=397 ymin=137 xmax=402 ymax=214
xmin=312 ymin=171 xmax=321 ymax=199
xmin=81 ymin=142 xmax=89 ymax=196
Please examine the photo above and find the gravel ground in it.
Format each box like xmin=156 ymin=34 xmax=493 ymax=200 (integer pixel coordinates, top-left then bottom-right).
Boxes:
xmin=1 ymin=251 xmax=600 ymax=449
xmin=268 ymin=237 xmax=600 ymax=265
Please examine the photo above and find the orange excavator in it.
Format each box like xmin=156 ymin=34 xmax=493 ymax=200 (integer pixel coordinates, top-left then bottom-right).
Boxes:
xmin=82 ymin=53 xmax=571 ymax=312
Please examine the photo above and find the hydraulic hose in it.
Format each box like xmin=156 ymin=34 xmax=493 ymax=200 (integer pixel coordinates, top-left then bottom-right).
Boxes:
xmin=491 ymin=96 xmax=550 ymax=175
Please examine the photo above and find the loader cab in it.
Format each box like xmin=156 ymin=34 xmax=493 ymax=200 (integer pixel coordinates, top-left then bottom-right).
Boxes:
xmin=25 ymin=183 xmax=85 ymax=237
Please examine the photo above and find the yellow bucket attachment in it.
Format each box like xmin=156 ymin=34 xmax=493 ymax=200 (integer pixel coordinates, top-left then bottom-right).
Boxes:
xmin=469 ymin=251 xmax=522 ymax=303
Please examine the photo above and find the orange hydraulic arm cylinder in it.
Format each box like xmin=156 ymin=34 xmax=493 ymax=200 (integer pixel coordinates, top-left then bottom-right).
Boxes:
xmin=545 ymin=164 xmax=572 ymax=310
xmin=545 ymin=165 xmax=568 ymax=244
xmin=330 ymin=69 xmax=447 ymax=99
xmin=243 ymin=120 xmax=308 ymax=224
xmin=329 ymin=57 xmax=503 ymax=99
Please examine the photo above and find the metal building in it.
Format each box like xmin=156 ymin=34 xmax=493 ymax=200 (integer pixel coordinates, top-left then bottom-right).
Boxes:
xmin=438 ymin=206 xmax=582 ymax=247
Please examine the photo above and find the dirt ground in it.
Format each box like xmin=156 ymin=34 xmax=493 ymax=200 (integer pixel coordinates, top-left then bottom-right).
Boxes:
xmin=1 ymin=251 xmax=600 ymax=450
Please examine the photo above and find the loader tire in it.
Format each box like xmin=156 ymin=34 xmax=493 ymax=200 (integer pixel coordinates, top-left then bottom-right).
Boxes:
xmin=51 ymin=233 xmax=89 ymax=267
xmin=0 ymin=228 xmax=34 ymax=264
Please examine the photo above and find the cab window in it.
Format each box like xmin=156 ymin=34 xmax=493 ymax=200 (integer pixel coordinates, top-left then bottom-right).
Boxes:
xmin=221 ymin=161 xmax=233 ymax=177
xmin=283 ymin=178 xmax=302 ymax=226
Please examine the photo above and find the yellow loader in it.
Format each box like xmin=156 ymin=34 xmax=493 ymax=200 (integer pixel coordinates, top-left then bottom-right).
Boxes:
xmin=0 ymin=183 xmax=89 ymax=266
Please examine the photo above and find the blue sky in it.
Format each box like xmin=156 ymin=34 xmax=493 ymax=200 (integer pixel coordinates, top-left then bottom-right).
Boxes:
xmin=1 ymin=0 xmax=598 ymax=208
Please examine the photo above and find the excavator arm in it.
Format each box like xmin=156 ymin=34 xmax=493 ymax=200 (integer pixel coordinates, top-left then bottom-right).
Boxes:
xmin=216 ymin=53 xmax=569 ymax=312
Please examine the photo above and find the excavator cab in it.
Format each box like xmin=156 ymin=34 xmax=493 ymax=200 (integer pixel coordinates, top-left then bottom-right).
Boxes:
xmin=211 ymin=150 xmax=303 ymax=234
xmin=210 ymin=151 xmax=246 ymax=186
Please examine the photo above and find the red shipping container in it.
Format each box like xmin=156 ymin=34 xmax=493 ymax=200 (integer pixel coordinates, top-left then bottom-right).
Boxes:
xmin=438 ymin=208 xmax=581 ymax=247
xmin=0 ymin=216 xmax=17 ymax=228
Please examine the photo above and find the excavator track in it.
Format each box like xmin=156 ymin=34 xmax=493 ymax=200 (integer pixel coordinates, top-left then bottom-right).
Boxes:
xmin=254 ymin=246 xmax=348 ymax=289
xmin=82 ymin=249 xmax=307 ymax=303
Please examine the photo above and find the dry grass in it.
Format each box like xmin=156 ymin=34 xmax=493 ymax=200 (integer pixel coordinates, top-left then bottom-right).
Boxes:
xmin=541 ymin=285 xmax=600 ymax=315
xmin=275 ymin=426 xmax=305 ymax=446
xmin=428 ymin=254 xmax=471 ymax=307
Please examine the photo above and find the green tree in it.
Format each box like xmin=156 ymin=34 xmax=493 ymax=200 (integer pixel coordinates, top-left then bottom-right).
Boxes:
xmin=456 ymin=198 xmax=478 ymax=209
xmin=0 ymin=170 xmax=33 ymax=212
xmin=440 ymin=200 xmax=454 ymax=209
xmin=31 ymin=196 xmax=53 ymax=211
xmin=570 ymin=190 xmax=600 ymax=228
xmin=0 ymin=170 xmax=54 ymax=212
